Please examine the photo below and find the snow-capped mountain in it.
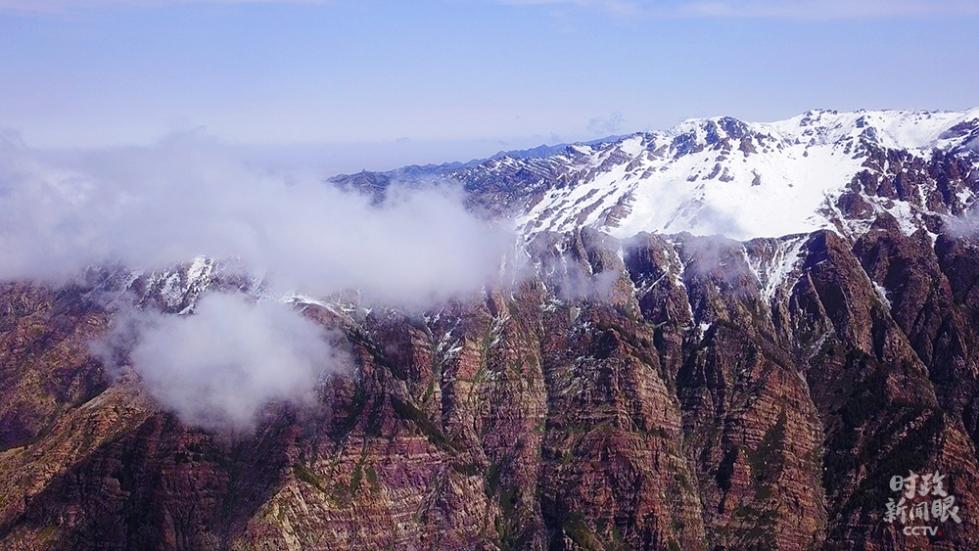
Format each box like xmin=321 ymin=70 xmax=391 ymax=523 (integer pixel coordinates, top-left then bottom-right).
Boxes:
xmin=333 ymin=108 xmax=979 ymax=241
xmin=8 ymin=109 xmax=979 ymax=551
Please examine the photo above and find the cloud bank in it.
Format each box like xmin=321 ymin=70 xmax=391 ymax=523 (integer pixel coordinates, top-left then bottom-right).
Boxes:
xmin=114 ymin=293 xmax=344 ymax=431
xmin=1 ymin=133 xmax=514 ymax=431
xmin=0 ymin=133 xmax=513 ymax=305
xmin=0 ymin=0 xmax=327 ymax=13
xmin=15 ymin=0 xmax=978 ymax=18
xmin=945 ymin=207 xmax=979 ymax=238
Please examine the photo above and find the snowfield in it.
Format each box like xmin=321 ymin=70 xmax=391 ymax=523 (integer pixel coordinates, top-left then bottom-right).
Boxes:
xmin=512 ymin=108 xmax=979 ymax=241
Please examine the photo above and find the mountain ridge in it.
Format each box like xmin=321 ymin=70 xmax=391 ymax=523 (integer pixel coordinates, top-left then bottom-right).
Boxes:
xmin=333 ymin=107 xmax=979 ymax=241
xmin=3 ymin=107 xmax=979 ymax=550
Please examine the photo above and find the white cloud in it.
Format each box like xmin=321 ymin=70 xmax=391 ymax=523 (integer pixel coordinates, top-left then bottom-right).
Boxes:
xmin=500 ymin=0 xmax=641 ymax=16
xmin=676 ymin=0 xmax=979 ymax=19
xmin=0 ymin=0 xmax=328 ymax=13
xmin=586 ymin=112 xmax=625 ymax=137
xmin=0 ymin=132 xmax=514 ymax=306
xmin=105 ymin=293 xmax=346 ymax=432
xmin=945 ymin=208 xmax=979 ymax=238
xmin=5 ymin=0 xmax=977 ymax=18
xmin=1 ymin=132 xmax=517 ymax=432
xmin=500 ymin=0 xmax=979 ymax=19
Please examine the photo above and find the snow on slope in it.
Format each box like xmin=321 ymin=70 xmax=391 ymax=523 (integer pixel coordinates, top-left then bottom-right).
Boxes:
xmin=612 ymin=133 xmax=862 ymax=239
xmin=512 ymin=108 xmax=979 ymax=241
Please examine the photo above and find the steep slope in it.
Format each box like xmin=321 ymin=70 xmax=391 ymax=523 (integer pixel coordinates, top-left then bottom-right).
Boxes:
xmin=334 ymin=108 xmax=979 ymax=241
xmin=3 ymin=222 xmax=979 ymax=549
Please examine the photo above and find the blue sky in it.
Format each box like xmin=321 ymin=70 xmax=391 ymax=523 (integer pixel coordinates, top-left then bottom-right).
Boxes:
xmin=1 ymin=0 xmax=978 ymax=172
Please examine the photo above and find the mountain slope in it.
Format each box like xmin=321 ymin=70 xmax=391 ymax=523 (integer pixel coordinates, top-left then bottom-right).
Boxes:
xmin=3 ymin=109 xmax=979 ymax=550
xmin=334 ymin=108 xmax=979 ymax=240
xmin=4 ymin=223 xmax=979 ymax=549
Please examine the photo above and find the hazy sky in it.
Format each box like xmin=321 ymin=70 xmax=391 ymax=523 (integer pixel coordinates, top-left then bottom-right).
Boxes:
xmin=2 ymin=0 xmax=978 ymax=172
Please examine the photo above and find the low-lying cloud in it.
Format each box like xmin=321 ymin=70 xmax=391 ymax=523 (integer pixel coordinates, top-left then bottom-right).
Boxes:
xmin=501 ymin=0 xmax=979 ymax=19
xmin=945 ymin=207 xmax=979 ymax=238
xmin=1 ymin=133 xmax=515 ymax=431
xmin=0 ymin=0 xmax=328 ymax=13
xmin=0 ymin=133 xmax=514 ymax=305
xmin=113 ymin=293 xmax=345 ymax=431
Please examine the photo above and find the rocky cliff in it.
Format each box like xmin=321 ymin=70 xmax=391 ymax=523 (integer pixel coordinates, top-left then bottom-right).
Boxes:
xmin=3 ymin=219 xmax=979 ymax=550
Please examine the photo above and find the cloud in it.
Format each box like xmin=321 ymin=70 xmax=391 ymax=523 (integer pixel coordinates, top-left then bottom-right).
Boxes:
xmin=0 ymin=132 xmax=514 ymax=306
xmin=586 ymin=112 xmax=625 ymax=137
xmin=100 ymin=292 xmax=346 ymax=432
xmin=944 ymin=207 xmax=979 ymax=238
xmin=500 ymin=0 xmax=979 ymax=19
xmin=500 ymin=0 xmax=640 ymax=16
xmin=0 ymin=0 xmax=328 ymax=13
xmin=1 ymin=132 xmax=516 ymax=431
xmin=5 ymin=0 xmax=977 ymax=18
xmin=675 ymin=0 xmax=979 ymax=19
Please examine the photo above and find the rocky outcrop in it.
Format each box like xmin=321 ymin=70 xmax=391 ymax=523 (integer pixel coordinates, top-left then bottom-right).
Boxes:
xmin=3 ymin=218 xmax=979 ymax=550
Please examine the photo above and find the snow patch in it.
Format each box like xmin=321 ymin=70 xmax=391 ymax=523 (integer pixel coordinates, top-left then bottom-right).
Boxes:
xmin=747 ymin=236 xmax=807 ymax=301
xmin=872 ymin=281 xmax=892 ymax=308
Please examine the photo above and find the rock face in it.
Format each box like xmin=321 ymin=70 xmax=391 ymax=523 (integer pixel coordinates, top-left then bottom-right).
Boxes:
xmin=3 ymin=108 xmax=979 ymax=549
xmin=2 ymin=222 xmax=979 ymax=550
xmin=331 ymin=108 xmax=979 ymax=242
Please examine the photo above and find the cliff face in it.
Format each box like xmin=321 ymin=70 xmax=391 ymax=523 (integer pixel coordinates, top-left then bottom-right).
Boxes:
xmin=4 ymin=109 xmax=979 ymax=549
xmin=3 ymin=218 xmax=979 ymax=550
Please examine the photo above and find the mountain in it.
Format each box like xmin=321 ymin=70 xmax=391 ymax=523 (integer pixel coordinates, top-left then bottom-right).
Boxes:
xmin=334 ymin=108 xmax=979 ymax=240
xmin=2 ymin=109 xmax=979 ymax=550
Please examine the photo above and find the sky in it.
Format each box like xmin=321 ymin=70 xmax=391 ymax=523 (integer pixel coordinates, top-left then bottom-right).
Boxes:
xmin=1 ymin=0 xmax=978 ymax=173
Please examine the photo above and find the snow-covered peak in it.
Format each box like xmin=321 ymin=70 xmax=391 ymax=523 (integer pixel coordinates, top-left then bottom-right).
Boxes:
xmin=667 ymin=108 xmax=979 ymax=151
xmin=507 ymin=108 xmax=978 ymax=241
xmin=762 ymin=108 xmax=979 ymax=150
xmin=333 ymin=108 xmax=979 ymax=243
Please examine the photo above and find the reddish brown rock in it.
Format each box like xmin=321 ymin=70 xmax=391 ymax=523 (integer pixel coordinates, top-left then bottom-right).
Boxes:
xmin=3 ymin=224 xmax=979 ymax=550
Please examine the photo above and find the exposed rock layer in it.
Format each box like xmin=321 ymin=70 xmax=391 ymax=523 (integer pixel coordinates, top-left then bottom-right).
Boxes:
xmin=3 ymin=219 xmax=979 ymax=550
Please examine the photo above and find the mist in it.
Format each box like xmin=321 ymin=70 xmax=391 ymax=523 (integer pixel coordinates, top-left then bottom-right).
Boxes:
xmin=0 ymin=132 xmax=515 ymax=304
xmin=945 ymin=207 xmax=979 ymax=238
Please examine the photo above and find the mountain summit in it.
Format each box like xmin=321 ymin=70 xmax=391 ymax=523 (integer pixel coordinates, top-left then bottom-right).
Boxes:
xmin=336 ymin=108 xmax=979 ymax=240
